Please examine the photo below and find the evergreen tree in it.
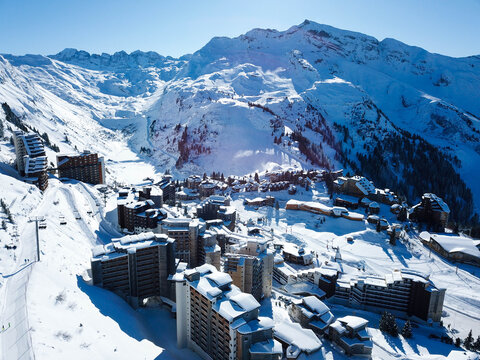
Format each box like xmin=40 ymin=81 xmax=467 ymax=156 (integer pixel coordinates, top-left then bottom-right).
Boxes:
xmin=473 ymin=335 xmax=480 ymax=352
xmin=376 ymin=221 xmax=381 ymax=232
xmin=379 ymin=312 xmax=388 ymax=333
xmin=464 ymin=330 xmax=474 ymax=350
xmin=379 ymin=312 xmax=399 ymax=337
xmin=275 ymin=201 xmax=280 ymax=210
xmin=254 ymin=172 xmax=259 ymax=183
xmin=401 ymin=320 xmax=412 ymax=338
xmin=220 ymin=173 xmax=225 ymax=182
xmin=455 ymin=337 xmax=462 ymax=347
xmin=388 ymin=313 xmax=399 ymax=337
xmin=398 ymin=207 xmax=407 ymax=222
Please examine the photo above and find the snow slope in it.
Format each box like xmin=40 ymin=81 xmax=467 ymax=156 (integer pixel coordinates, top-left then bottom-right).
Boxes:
xmin=2 ymin=20 xmax=479 ymax=215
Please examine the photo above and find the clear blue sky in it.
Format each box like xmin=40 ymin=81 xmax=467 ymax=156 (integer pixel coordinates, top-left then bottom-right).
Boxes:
xmin=1 ymin=0 xmax=479 ymax=58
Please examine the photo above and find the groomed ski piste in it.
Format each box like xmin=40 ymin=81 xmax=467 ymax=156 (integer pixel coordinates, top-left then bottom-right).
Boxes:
xmin=0 ymin=142 xmax=199 ymax=360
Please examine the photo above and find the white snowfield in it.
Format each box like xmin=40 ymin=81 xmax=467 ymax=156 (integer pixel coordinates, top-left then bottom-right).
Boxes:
xmin=1 ymin=20 xmax=480 ymax=208
xmin=0 ymin=166 xmax=200 ymax=359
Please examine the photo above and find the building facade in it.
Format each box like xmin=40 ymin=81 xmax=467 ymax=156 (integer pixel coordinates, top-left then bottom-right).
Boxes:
xmin=410 ymin=193 xmax=450 ymax=232
xmin=197 ymin=195 xmax=236 ymax=231
xmin=160 ymin=218 xmax=201 ymax=267
xmin=174 ymin=264 xmax=282 ymax=360
xmin=117 ymin=187 xmax=165 ymax=233
xmin=56 ymin=150 xmax=105 ymax=184
xmin=13 ymin=131 xmax=48 ymax=190
xmin=91 ymin=232 xmax=176 ymax=307
xmin=327 ymin=269 xmax=445 ymax=322
xmin=224 ymin=254 xmax=263 ymax=301
xmin=328 ymin=316 xmax=372 ymax=357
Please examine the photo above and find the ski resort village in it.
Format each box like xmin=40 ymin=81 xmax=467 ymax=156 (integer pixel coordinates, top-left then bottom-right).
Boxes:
xmin=1 ymin=15 xmax=480 ymax=360
xmin=1 ymin=121 xmax=480 ymax=360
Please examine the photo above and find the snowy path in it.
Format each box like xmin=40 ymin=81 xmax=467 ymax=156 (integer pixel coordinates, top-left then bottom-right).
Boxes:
xmin=0 ymin=192 xmax=46 ymax=360
xmin=0 ymin=181 xmax=121 ymax=360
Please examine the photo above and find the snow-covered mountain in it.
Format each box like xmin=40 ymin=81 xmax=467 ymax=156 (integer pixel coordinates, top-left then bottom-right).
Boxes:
xmin=1 ymin=20 xmax=480 ymax=221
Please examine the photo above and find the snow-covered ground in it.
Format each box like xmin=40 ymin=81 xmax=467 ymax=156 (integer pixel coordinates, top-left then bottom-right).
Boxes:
xmin=233 ymin=184 xmax=480 ymax=359
xmin=0 ymin=162 xmax=198 ymax=359
xmin=1 ymin=151 xmax=480 ymax=359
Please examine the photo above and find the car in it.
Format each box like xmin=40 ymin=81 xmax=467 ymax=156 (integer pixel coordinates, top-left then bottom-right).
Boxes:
xmin=59 ymin=216 xmax=67 ymax=225
xmin=39 ymin=221 xmax=47 ymax=229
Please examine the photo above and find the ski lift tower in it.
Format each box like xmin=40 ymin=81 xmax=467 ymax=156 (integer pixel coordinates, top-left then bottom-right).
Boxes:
xmin=29 ymin=216 xmax=45 ymax=261
xmin=334 ymin=246 xmax=342 ymax=262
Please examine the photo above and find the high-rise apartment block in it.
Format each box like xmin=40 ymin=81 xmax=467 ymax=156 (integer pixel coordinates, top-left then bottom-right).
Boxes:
xmin=13 ymin=131 xmax=48 ymax=190
xmin=91 ymin=232 xmax=176 ymax=307
xmin=56 ymin=150 xmax=105 ymax=184
xmin=174 ymin=264 xmax=282 ymax=360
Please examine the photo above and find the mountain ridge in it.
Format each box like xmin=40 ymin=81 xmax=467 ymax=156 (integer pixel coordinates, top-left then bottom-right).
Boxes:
xmin=1 ymin=20 xmax=479 ymax=223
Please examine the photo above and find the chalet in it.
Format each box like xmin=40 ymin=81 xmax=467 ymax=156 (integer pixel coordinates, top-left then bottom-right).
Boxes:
xmin=289 ymin=296 xmax=334 ymax=334
xmin=328 ymin=316 xmax=372 ymax=357
xmin=368 ymin=202 xmax=380 ymax=214
xmin=420 ymin=231 xmax=480 ymax=267
xmin=282 ymin=243 xmax=314 ymax=266
xmin=333 ymin=176 xmax=375 ymax=198
xmin=334 ymin=195 xmax=359 ymax=209
xmin=366 ymin=215 xmax=379 ymax=225
xmin=244 ymin=196 xmax=275 ymax=207
xmin=410 ymin=193 xmax=450 ymax=232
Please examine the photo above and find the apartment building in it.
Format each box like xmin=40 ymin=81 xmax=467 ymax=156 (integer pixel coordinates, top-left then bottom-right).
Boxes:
xmin=90 ymin=232 xmax=176 ymax=307
xmin=13 ymin=131 xmax=48 ymax=190
xmin=117 ymin=187 xmax=166 ymax=233
xmin=198 ymin=230 xmax=221 ymax=270
xmin=196 ymin=195 xmax=236 ymax=231
xmin=160 ymin=218 xmax=201 ymax=267
xmin=410 ymin=193 xmax=450 ymax=232
xmin=174 ymin=264 xmax=282 ymax=360
xmin=224 ymin=254 xmax=263 ymax=301
xmin=234 ymin=239 xmax=274 ymax=299
xmin=329 ymin=269 xmax=445 ymax=322
xmin=158 ymin=177 xmax=176 ymax=204
xmin=56 ymin=150 xmax=105 ymax=184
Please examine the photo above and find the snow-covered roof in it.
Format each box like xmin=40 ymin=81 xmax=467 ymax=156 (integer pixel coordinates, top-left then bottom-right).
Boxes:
xmin=274 ymin=322 xmax=322 ymax=353
xmin=92 ymin=232 xmax=173 ymax=259
xmin=249 ymin=339 xmax=283 ymax=355
xmin=422 ymin=231 xmax=480 ymax=258
xmin=237 ymin=316 xmax=274 ymax=334
xmin=214 ymin=292 xmax=260 ymax=322
xmin=206 ymin=271 xmax=232 ymax=287
xmin=337 ymin=316 xmax=368 ymax=331
xmin=424 ymin=193 xmax=450 ymax=213
xmin=302 ymin=296 xmax=330 ymax=316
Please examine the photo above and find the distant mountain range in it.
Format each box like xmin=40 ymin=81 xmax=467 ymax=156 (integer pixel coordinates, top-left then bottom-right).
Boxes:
xmin=1 ymin=20 xmax=479 ymax=223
